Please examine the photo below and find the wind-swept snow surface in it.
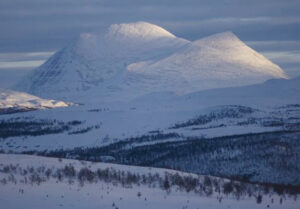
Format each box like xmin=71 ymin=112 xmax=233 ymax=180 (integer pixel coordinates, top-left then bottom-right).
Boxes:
xmin=16 ymin=22 xmax=287 ymax=102
xmin=0 ymin=88 xmax=69 ymax=113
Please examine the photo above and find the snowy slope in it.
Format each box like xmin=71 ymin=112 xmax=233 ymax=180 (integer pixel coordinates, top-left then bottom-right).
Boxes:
xmin=130 ymin=77 xmax=300 ymax=110
xmin=1 ymin=77 xmax=299 ymax=152
xmin=125 ymin=31 xmax=287 ymax=94
xmin=0 ymin=154 xmax=298 ymax=209
xmin=0 ymin=88 xmax=69 ymax=113
xmin=15 ymin=22 xmax=287 ymax=102
xmin=2 ymin=79 xmax=299 ymax=188
xmin=15 ymin=22 xmax=189 ymax=100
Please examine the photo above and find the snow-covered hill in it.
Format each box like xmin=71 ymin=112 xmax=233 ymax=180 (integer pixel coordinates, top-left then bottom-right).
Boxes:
xmin=0 ymin=88 xmax=70 ymax=114
xmin=15 ymin=22 xmax=287 ymax=102
xmin=130 ymin=77 xmax=300 ymax=110
xmin=1 ymin=154 xmax=298 ymax=209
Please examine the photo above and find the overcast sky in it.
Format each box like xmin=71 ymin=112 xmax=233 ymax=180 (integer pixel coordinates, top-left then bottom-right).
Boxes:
xmin=0 ymin=0 xmax=300 ymax=87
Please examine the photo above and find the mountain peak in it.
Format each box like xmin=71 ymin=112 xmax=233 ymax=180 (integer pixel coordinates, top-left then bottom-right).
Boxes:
xmin=210 ymin=31 xmax=238 ymax=39
xmin=194 ymin=31 xmax=242 ymax=47
xmin=106 ymin=21 xmax=176 ymax=40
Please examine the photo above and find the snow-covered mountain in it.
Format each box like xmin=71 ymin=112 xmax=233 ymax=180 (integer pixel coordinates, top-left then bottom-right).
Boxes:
xmin=0 ymin=88 xmax=69 ymax=113
xmin=4 ymin=22 xmax=299 ymax=196
xmin=15 ymin=22 xmax=287 ymax=102
xmin=125 ymin=31 xmax=287 ymax=93
xmin=15 ymin=22 xmax=189 ymax=100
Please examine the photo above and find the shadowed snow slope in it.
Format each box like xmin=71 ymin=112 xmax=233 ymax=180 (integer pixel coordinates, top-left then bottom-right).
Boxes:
xmin=129 ymin=77 xmax=300 ymax=110
xmin=15 ymin=22 xmax=287 ymax=102
xmin=0 ymin=88 xmax=69 ymax=110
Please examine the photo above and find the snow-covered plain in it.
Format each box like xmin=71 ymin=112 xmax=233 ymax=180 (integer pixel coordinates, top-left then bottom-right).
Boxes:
xmin=0 ymin=154 xmax=298 ymax=209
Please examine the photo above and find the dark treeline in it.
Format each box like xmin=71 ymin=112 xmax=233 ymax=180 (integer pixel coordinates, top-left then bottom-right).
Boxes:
xmin=0 ymin=118 xmax=82 ymax=138
xmin=170 ymin=105 xmax=256 ymax=129
xmin=26 ymin=131 xmax=300 ymax=192
xmin=1 ymin=161 xmax=297 ymax=203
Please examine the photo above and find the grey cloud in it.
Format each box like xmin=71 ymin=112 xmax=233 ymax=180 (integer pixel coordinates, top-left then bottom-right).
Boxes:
xmin=0 ymin=0 xmax=299 ymax=78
